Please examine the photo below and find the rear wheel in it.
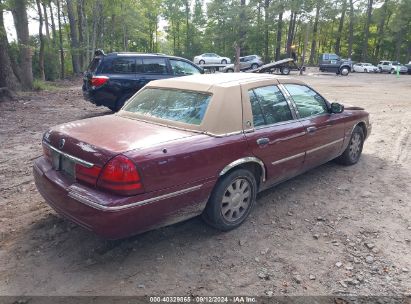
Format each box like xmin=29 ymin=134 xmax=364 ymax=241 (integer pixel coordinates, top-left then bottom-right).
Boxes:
xmin=390 ymin=68 xmax=395 ymax=74
xmin=340 ymin=66 xmax=350 ymax=76
xmin=202 ymin=169 xmax=257 ymax=231
xmin=221 ymin=59 xmax=227 ymax=64
xmin=199 ymin=60 xmax=205 ymax=65
xmin=280 ymin=67 xmax=290 ymax=75
xmin=335 ymin=126 xmax=364 ymax=165
xmin=251 ymin=63 xmax=259 ymax=70
xmin=225 ymin=68 xmax=234 ymax=73
xmin=111 ymin=94 xmax=132 ymax=112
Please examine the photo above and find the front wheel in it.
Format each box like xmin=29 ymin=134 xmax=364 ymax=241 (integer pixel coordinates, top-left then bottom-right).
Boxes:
xmin=251 ymin=63 xmax=259 ymax=70
xmin=225 ymin=68 xmax=234 ymax=73
xmin=221 ymin=59 xmax=227 ymax=64
xmin=335 ymin=126 xmax=364 ymax=165
xmin=202 ymin=169 xmax=257 ymax=231
xmin=199 ymin=60 xmax=205 ymax=65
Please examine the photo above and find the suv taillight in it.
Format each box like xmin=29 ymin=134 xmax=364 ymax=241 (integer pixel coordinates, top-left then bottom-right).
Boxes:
xmin=90 ymin=76 xmax=109 ymax=89
xmin=97 ymin=155 xmax=143 ymax=196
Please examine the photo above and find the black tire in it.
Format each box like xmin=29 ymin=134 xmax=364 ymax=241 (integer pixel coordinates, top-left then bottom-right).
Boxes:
xmin=251 ymin=63 xmax=259 ymax=70
xmin=199 ymin=60 xmax=205 ymax=65
xmin=335 ymin=126 xmax=364 ymax=165
xmin=202 ymin=169 xmax=257 ymax=231
xmin=340 ymin=66 xmax=350 ymax=76
xmin=221 ymin=59 xmax=227 ymax=64
xmin=280 ymin=67 xmax=290 ymax=75
xmin=390 ymin=68 xmax=395 ymax=74
xmin=225 ymin=68 xmax=234 ymax=73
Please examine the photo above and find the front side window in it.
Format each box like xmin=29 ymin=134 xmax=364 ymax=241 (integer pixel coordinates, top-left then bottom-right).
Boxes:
xmin=123 ymin=88 xmax=211 ymax=125
xmin=248 ymin=85 xmax=293 ymax=127
xmin=284 ymin=84 xmax=328 ymax=118
xmin=102 ymin=58 xmax=136 ymax=73
xmin=329 ymin=54 xmax=340 ymax=60
xmin=143 ymin=58 xmax=168 ymax=74
xmin=170 ymin=60 xmax=201 ymax=76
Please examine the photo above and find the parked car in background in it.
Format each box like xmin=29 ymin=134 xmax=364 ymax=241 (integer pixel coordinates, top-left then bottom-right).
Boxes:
xmin=222 ymin=55 xmax=264 ymax=72
xmin=353 ymin=63 xmax=378 ymax=73
xmin=405 ymin=61 xmax=411 ymax=75
xmin=194 ymin=53 xmax=231 ymax=65
xmin=82 ymin=51 xmax=203 ymax=111
xmin=377 ymin=60 xmax=408 ymax=74
xmin=34 ymin=73 xmax=371 ymax=239
xmin=319 ymin=53 xmax=353 ymax=76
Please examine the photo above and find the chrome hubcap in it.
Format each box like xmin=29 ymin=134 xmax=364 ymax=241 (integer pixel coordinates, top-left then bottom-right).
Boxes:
xmin=349 ymin=133 xmax=361 ymax=160
xmin=221 ymin=178 xmax=251 ymax=222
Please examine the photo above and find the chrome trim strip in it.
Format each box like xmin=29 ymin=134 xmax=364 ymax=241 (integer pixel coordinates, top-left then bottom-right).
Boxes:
xmin=68 ymin=184 xmax=203 ymax=211
xmin=306 ymin=138 xmax=344 ymax=154
xmin=43 ymin=141 xmax=94 ymax=168
xmin=219 ymin=157 xmax=266 ymax=182
xmin=271 ymin=152 xmax=305 ymax=166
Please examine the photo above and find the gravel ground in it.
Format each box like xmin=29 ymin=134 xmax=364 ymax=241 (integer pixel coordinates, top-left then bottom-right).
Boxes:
xmin=0 ymin=71 xmax=410 ymax=297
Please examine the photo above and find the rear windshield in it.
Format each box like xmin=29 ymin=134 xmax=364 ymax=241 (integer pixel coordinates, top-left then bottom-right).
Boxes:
xmin=87 ymin=57 xmax=101 ymax=73
xmin=123 ymin=88 xmax=211 ymax=125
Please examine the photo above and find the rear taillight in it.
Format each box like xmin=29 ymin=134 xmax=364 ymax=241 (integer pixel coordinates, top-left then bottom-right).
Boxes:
xmin=97 ymin=155 xmax=143 ymax=196
xmin=90 ymin=75 xmax=109 ymax=89
xmin=43 ymin=144 xmax=52 ymax=162
xmin=75 ymin=163 xmax=101 ymax=186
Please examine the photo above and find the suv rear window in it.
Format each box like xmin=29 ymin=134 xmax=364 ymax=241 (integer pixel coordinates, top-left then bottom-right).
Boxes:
xmin=123 ymin=88 xmax=211 ymax=125
xmin=87 ymin=57 xmax=101 ymax=73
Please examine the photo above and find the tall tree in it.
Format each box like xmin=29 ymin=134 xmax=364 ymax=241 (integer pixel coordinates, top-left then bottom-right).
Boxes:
xmin=11 ymin=0 xmax=33 ymax=90
xmin=35 ymin=0 xmax=46 ymax=80
xmin=335 ymin=0 xmax=347 ymax=55
xmin=56 ymin=0 xmax=64 ymax=78
xmin=361 ymin=0 xmax=373 ymax=61
xmin=41 ymin=0 xmax=50 ymax=39
xmin=66 ymin=0 xmax=81 ymax=73
xmin=309 ymin=0 xmax=321 ymax=64
xmin=0 ymin=0 xmax=20 ymax=90
xmin=48 ymin=0 xmax=57 ymax=46
xmin=264 ymin=0 xmax=270 ymax=62
xmin=275 ymin=8 xmax=284 ymax=60
xmin=374 ymin=0 xmax=389 ymax=60
xmin=347 ymin=0 xmax=355 ymax=58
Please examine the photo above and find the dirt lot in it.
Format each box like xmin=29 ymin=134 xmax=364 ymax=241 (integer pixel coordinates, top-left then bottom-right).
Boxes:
xmin=0 ymin=71 xmax=410 ymax=297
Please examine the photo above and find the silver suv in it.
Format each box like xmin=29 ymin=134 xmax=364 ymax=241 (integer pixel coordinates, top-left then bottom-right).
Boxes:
xmin=223 ymin=55 xmax=264 ymax=72
xmin=377 ymin=61 xmax=408 ymax=74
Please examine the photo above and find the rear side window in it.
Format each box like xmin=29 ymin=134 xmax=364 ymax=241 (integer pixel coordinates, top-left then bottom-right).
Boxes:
xmin=102 ymin=58 xmax=136 ymax=73
xmin=170 ymin=60 xmax=200 ymax=75
xmin=143 ymin=58 xmax=168 ymax=74
xmin=248 ymin=85 xmax=293 ymax=127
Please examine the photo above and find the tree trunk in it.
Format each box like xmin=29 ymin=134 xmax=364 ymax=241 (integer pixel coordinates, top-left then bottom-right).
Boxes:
xmin=56 ymin=0 xmax=64 ymax=78
xmin=185 ymin=0 xmax=189 ymax=57
xmin=275 ymin=10 xmax=283 ymax=61
xmin=286 ymin=12 xmax=294 ymax=56
xmin=309 ymin=2 xmax=320 ymax=64
xmin=395 ymin=28 xmax=403 ymax=61
xmin=11 ymin=0 xmax=33 ymax=90
xmin=42 ymin=0 xmax=50 ymax=40
xmin=348 ymin=0 xmax=354 ymax=58
xmin=36 ymin=0 xmax=46 ymax=81
xmin=300 ymin=22 xmax=310 ymax=75
xmin=334 ymin=0 xmax=347 ymax=55
xmin=66 ymin=0 xmax=81 ymax=74
xmin=234 ymin=42 xmax=241 ymax=72
xmin=77 ymin=0 xmax=85 ymax=69
xmin=238 ymin=0 xmax=246 ymax=55
xmin=361 ymin=0 xmax=373 ymax=61
xmin=0 ymin=1 xmax=20 ymax=90
xmin=264 ymin=0 xmax=270 ymax=62
xmin=48 ymin=0 xmax=57 ymax=45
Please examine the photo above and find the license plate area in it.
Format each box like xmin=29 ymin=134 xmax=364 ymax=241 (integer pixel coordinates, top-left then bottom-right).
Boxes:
xmin=51 ymin=150 xmax=75 ymax=178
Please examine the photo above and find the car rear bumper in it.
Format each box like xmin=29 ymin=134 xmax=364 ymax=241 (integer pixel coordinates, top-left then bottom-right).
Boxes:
xmin=33 ymin=157 xmax=213 ymax=239
xmin=82 ymin=86 xmax=117 ymax=109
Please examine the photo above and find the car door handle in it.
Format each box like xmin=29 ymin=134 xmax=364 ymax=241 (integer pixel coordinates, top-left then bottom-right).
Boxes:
xmin=307 ymin=126 xmax=317 ymax=133
xmin=256 ymin=138 xmax=270 ymax=145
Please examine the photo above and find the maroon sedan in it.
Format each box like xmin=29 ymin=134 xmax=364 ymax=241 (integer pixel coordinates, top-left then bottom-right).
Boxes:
xmin=34 ymin=73 xmax=371 ymax=239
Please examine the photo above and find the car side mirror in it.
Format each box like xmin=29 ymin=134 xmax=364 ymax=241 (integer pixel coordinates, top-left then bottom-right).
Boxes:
xmin=330 ymin=102 xmax=344 ymax=114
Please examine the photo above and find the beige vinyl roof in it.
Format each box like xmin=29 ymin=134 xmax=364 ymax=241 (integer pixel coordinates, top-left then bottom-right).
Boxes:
xmin=119 ymin=73 xmax=304 ymax=136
